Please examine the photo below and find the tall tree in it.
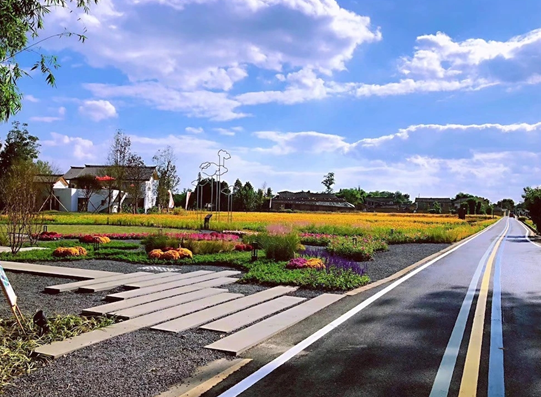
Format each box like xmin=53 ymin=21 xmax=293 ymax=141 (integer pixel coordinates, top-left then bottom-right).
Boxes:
xmin=232 ymin=179 xmax=244 ymax=211
xmin=322 ymin=172 xmax=335 ymax=194
xmin=124 ymin=153 xmax=146 ymax=213
xmin=523 ymin=187 xmax=541 ymax=230
xmin=0 ymin=121 xmax=40 ymax=176
xmin=76 ymin=174 xmax=102 ymax=212
xmin=496 ymin=198 xmax=515 ymax=211
xmin=337 ymin=187 xmax=366 ymax=208
xmin=107 ymin=130 xmax=132 ymax=212
xmin=153 ymin=146 xmax=180 ymax=210
xmin=1 ymin=0 xmax=98 ymax=122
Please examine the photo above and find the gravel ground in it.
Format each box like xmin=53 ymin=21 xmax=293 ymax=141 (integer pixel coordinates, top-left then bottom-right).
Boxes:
xmin=365 ymin=243 xmax=450 ymax=282
xmin=0 ymin=272 xmax=123 ymax=319
xmin=3 ymin=329 xmax=230 ymax=397
xmin=0 ymin=243 xmax=451 ymax=397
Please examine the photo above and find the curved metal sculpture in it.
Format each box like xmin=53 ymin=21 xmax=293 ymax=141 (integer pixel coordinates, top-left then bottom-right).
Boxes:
xmin=191 ymin=149 xmax=232 ymax=223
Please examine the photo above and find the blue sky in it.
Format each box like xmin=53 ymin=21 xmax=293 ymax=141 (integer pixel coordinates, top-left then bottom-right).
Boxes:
xmin=2 ymin=0 xmax=541 ymax=202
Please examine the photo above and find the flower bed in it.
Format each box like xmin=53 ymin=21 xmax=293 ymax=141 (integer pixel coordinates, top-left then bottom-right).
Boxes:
xmin=60 ymin=232 xmax=240 ymax=241
xmin=326 ymin=236 xmax=388 ymax=261
xmin=148 ymin=248 xmax=193 ymax=261
xmin=299 ymin=233 xmax=334 ymax=246
xmin=36 ymin=231 xmax=62 ymax=241
xmin=52 ymin=246 xmax=88 ymax=257
xmin=79 ymin=235 xmax=111 ymax=244
xmin=234 ymin=243 xmax=253 ymax=251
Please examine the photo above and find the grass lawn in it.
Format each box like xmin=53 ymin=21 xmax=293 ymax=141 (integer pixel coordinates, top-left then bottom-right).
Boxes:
xmin=45 ymin=225 xmax=190 ymax=235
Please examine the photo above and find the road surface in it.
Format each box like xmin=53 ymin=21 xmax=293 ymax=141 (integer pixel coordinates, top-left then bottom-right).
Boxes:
xmin=207 ymin=217 xmax=541 ymax=397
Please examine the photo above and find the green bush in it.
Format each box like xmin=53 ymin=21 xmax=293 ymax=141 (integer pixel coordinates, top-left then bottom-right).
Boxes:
xmin=258 ymin=232 xmax=300 ymax=261
xmin=327 ymin=236 xmax=388 ymax=261
xmin=0 ymin=232 xmax=7 ymax=246
xmin=141 ymin=235 xmax=180 ymax=253
xmin=518 ymin=216 xmax=527 ymax=222
xmin=181 ymin=239 xmax=235 ymax=255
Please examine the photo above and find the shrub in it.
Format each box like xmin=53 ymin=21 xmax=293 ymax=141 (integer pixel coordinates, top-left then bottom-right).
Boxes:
xmin=172 ymin=207 xmax=187 ymax=215
xmin=161 ymin=250 xmax=180 ymax=261
xmin=234 ymin=243 xmax=253 ymax=252
xmin=0 ymin=232 xmax=7 ymax=246
xmin=37 ymin=231 xmax=62 ymax=241
xmin=519 ymin=216 xmax=527 ymax=222
xmin=147 ymin=247 xmax=193 ymax=260
xmin=181 ymin=239 xmax=235 ymax=255
xmin=52 ymin=246 xmax=87 ymax=257
xmin=258 ymin=232 xmax=300 ymax=261
xmin=142 ymin=235 xmax=180 ymax=253
xmin=300 ymin=233 xmax=333 ymax=246
xmin=326 ymin=236 xmax=388 ymax=261
xmin=286 ymin=257 xmax=308 ymax=269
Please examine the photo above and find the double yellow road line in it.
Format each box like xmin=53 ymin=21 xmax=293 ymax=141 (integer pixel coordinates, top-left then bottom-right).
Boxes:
xmin=458 ymin=221 xmax=510 ymax=396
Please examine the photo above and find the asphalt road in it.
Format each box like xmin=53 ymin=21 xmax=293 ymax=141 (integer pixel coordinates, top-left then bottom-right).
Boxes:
xmin=206 ymin=217 xmax=541 ymax=397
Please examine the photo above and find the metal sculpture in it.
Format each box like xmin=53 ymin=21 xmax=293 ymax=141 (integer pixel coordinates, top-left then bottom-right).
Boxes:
xmin=191 ymin=149 xmax=232 ymax=223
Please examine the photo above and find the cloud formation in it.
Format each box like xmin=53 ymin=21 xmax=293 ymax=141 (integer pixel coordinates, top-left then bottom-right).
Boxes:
xmin=78 ymin=100 xmax=118 ymax=121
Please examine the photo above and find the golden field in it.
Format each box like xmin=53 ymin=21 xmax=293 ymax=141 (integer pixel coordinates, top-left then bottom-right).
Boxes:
xmin=33 ymin=211 xmax=498 ymax=243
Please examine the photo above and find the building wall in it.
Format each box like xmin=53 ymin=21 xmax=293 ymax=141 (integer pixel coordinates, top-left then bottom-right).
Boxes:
xmin=54 ymin=188 xmax=78 ymax=212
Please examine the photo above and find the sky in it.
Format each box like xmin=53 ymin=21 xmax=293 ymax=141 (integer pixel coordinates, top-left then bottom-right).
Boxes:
xmin=2 ymin=0 xmax=541 ymax=202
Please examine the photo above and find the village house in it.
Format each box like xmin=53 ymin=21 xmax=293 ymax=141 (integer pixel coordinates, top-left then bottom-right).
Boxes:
xmin=51 ymin=164 xmax=159 ymax=213
xmin=270 ymin=191 xmax=355 ymax=212
xmin=364 ymin=197 xmax=415 ymax=213
xmin=414 ymin=197 xmax=453 ymax=213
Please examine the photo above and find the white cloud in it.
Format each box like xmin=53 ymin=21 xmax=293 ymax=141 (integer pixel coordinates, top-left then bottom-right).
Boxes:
xmin=42 ymin=132 xmax=97 ymax=160
xmin=185 ymin=126 xmax=204 ymax=134
xmin=24 ymin=95 xmax=40 ymax=103
xmin=214 ymin=128 xmax=236 ymax=136
xmin=84 ymin=83 xmax=246 ymax=121
xmin=30 ymin=106 xmax=67 ymax=123
xmin=78 ymin=99 xmax=118 ymax=121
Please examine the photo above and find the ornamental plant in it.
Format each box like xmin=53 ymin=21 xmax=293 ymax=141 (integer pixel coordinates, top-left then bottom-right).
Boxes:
xmin=52 ymin=246 xmax=88 ymax=257
xmin=258 ymin=230 xmax=300 ymax=261
xmin=37 ymin=231 xmax=62 ymax=241
xmin=147 ymin=247 xmax=193 ymax=261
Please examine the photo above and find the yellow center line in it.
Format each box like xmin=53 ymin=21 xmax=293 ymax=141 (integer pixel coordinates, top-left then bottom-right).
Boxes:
xmin=458 ymin=221 xmax=509 ymax=397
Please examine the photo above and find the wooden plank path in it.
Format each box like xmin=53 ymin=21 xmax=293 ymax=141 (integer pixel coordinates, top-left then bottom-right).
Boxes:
xmin=35 ymin=293 xmax=243 ymax=358
xmin=77 ymin=272 xmax=176 ymax=293
xmin=152 ymin=286 xmax=297 ymax=333
xmin=45 ymin=272 xmax=151 ymax=293
xmin=205 ymin=294 xmax=344 ymax=355
xmin=1 ymin=261 xmax=118 ymax=279
xmin=112 ymin=288 xmax=228 ymax=319
xmin=201 ymin=296 xmax=306 ymax=333
xmin=123 ymin=270 xmax=214 ymax=289
xmin=82 ymin=277 xmax=239 ymax=316
xmin=106 ymin=271 xmax=241 ymax=301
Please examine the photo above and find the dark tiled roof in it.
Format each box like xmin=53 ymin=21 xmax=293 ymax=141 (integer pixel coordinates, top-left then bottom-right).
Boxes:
xmin=415 ymin=197 xmax=452 ymax=202
xmin=33 ymin=175 xmax=67 ymax=185
xmin=63 ymin=164 xmax=157 ymax=182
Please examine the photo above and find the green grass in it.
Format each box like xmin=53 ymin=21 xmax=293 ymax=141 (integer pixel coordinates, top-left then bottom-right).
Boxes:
xmin=240 ymin=259 xmax=370 ymax=290
xmin=1 ymin=314 xmax=114 ymax=389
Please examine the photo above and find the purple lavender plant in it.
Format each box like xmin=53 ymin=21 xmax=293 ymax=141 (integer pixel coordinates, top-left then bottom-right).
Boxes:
xmin=298 ymin=247 xmax=366 ymax=275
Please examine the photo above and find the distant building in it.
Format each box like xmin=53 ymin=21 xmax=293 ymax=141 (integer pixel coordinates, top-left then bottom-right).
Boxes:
xmin=53 ymin=164 xmax=159 ymax=213
xmin=270 ymin=191 xmax=355 ymax=212
xmin=415 ymin=197 xmax=453 ymax=213
xmin=364 ymin=197 xmax=414 ymax=212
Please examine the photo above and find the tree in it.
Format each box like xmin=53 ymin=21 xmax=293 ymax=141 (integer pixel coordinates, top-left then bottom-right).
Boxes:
xmin=0 ymin=121 xmax=40 ymax=177
xmin=232 ymin=179 xmax=244 ymax=211
xmin=454 ymin=192 xmax=475 ymax=200
xmin=124 ymin=154 xmax=146 ymax=213
xmin=76 ymin=174 xmax=102 ymax=212
xmin=35 ymin=159 xmax=55 ymax=175
xmin=467 ymin=198 xmax=477 ymax=215
xmin=475 ymin=201 xmax=482 ymax=215
xmin=523 ymin=187 xmax=541 ymax=230
xmin=337 ymin=187 xmax=366 ymax=208
xmin=153 ymin=146 xmax=180 ymax=210
xmin=322 ymin=172 xmax=335 ymax=194
xmin=242 ymin=182 xmax=256 ymax=211
xmin=107 ymin=130 xmax=132 ymax=212
xmin=1 ymin=0 xmax=97 ymax=122
xmin=496 ymin=198 xmax=515 ymax=211
xmin=0 ymin=161 xmax=41 ymax=254
xmin=433 ymin=201 xmax=442 ymax=214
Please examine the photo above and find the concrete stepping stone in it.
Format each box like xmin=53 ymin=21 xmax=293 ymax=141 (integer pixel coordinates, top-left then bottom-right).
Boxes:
xmin=201 ymin=296 xmax=306 ymax=333
xmin=82 ymin=277 xmax=239 ymax=316
xmin=152 ymin=286 xmax=298 ymax=333
xmin=205 ymin=293 xmax=344 ymax=355
xmin=78 ymin=272 xmax=174 ymax=292
xmin=106 ymin=271 xmax=240 ymax=301
xmin=123 ymin=270 xmax=214 ymax=288
xmin=34 ymin=293 xmax=243 ymax=358
xmin=111 ymin=288 xmax=228 ymax=319
xmin=45 ymin=272 xmax=151 ymax=293
xmin=1 ymin=261 xmax=117 ymax=279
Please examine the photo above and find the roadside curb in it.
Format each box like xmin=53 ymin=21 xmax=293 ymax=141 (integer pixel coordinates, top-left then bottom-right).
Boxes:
xmin=520 ymin=220 xmax=537 ymax=236
xmin=346 ymin=220 xmax=501 ymax=296
xmin=155 ymin=358 xmax=252 ymax=397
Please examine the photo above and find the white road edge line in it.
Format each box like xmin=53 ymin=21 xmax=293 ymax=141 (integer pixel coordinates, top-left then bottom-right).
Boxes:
xmin=218 ymin=219 xmax=504 ymax=397
xmin=518 ymin=220 xmax=541 ymax=248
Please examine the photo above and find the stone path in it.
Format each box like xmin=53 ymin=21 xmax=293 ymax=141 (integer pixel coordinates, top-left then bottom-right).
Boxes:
xmin=45 ymin=272 xmax=150 ymax=293
xmin=1 ymin=261 xmax=118 ymax=279
xmin=205 ymin=293 xmax=344 ymax=355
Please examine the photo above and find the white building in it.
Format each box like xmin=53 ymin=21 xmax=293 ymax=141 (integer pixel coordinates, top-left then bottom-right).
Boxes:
xmin=54 ymin=165 xmax=159 ymax=213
